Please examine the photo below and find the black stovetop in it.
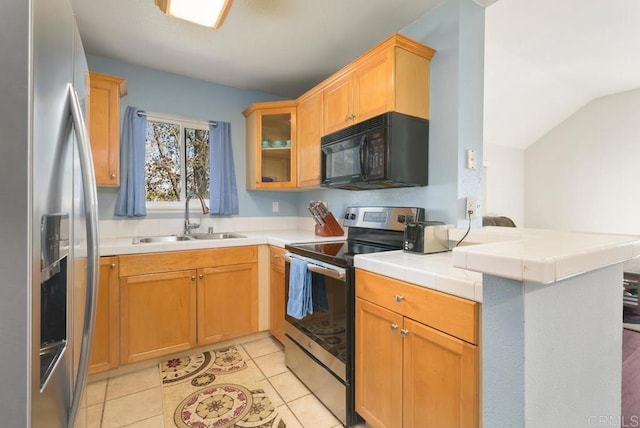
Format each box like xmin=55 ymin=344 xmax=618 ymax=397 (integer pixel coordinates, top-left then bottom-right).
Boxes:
xmin=285 ymin=227 xmax=405 ymax=267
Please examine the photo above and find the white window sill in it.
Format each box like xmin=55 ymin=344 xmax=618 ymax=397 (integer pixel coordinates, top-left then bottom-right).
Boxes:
xmin=146 ymin=201 xmax=207 ymax=214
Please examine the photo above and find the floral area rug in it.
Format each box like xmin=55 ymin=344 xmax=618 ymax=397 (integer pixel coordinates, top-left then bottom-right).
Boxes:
xmin=160 ymin=345 xmax=286 ymax=428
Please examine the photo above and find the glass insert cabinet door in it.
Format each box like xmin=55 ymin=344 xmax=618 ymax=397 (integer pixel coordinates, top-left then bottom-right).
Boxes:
xmin=243 ymin=101 xmax=297 ymax=190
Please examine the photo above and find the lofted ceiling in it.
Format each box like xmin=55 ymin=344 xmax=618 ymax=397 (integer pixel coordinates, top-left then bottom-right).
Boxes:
xmin=69 ymin=0 xmax=444 ymax=99
xmin=484 ymin=0 xmax=640 ymax=149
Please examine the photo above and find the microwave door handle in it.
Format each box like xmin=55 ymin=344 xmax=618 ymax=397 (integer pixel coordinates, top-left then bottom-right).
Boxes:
xmin=359 ymin=135 xmax=369 ymax=180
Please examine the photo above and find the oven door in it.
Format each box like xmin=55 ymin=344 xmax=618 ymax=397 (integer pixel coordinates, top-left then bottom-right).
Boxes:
xmin=283 ymin=254 xmax=348 ymax=381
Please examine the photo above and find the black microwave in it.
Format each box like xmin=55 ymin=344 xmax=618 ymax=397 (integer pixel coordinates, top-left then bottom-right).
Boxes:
xmin=320 ymin=111 xmax=429 ymax=190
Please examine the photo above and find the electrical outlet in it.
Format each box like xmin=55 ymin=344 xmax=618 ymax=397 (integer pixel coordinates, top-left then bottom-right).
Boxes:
xmin=466 ymin=149 xmax=477 ymax=170
xmin=466 ymin=196 xmax=480 ymax=220
xmin=272 ymin=201 xmax=279 ymax=213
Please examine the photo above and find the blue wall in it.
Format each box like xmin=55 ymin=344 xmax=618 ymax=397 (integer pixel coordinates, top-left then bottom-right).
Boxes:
xmin=89 ymin=0 xmax=485 ymax=224
xmin=88 ymin=54 xmax=301 ymax=219
xmin=298 ymin=0 xmax=485 ymax=226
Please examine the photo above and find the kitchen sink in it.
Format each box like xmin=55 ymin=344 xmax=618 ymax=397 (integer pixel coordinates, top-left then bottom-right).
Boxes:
xmin=190 ymin=232 xmax=246 ymax=240
xmin=132 ymin=235 xmax=192 ymax=244
xmin=132 ymin=232 xmax=246 ymax=244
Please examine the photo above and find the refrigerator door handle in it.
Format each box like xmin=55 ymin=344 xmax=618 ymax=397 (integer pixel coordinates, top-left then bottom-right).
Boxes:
xmin=66 ymin=83 xmax=100 ymax=428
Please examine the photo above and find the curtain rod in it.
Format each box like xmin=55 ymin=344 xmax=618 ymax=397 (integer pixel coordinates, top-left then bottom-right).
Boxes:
xmin=136 ymin=110 xmax=218 ymax=127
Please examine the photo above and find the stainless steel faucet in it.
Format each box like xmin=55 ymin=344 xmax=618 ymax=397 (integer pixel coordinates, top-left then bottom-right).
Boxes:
xmin=184 ymin=192 xmax=209 ymax=235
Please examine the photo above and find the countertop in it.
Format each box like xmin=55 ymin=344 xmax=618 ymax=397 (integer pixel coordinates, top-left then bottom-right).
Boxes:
xmin=451 ymin=227 xmax=640 ymax=284
xmin=99 ymin=226 xmax=640 ymax=305
xmin=99 ymin=229 xmax=345 ymax=256
xmin=354 ymin=250 xmax=482 ymax=302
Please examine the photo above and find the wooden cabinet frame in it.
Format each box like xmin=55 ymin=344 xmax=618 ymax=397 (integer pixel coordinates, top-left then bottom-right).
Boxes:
xmin=243 ymin=33 xmax=435 ymax=191
xmin=89 ymin=257 xmax=120 ymax=373
xmin=87 ymin=71 xmax=126 ymax=187
xmin=118 ymin=247 xmax=258 ymax=364
xmin=243 ymin=101 xmax=297 ymax=190
xmin=355 ymin=270 xmax=479 ymax=428
xmin=268 ymin=246 xmax=286 ymax=343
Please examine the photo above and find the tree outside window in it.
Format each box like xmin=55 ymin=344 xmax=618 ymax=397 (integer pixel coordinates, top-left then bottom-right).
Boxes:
xmin=145 ymin=119 xmax=209 ymax=203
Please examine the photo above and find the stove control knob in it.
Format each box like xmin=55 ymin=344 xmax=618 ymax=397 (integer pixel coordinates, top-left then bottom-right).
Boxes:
xmin=344 ymin=213 xmax=350 ymax=219
xmin=397 ymin=215 xmax=406 ymax=223
xmin=349 ymin=213 xmax=356 ymax=220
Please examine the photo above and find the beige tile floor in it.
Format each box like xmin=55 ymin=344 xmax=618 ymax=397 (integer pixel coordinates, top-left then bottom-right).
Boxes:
xmin=86 ymin=336 xmax=344 ymax=428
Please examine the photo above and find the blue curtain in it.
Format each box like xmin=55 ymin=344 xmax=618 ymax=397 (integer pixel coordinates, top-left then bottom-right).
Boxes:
xmin=209 ymin=121 xmax=239 ymax=215
xmin=114 ymin=106 xmax=147 ymax=217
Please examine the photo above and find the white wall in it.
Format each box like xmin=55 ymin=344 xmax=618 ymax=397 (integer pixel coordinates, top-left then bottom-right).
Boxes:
xmin=525 ymin=88 xmax=640 ymax=234
xmin=483 ymin=143 xmax=525 ymax=227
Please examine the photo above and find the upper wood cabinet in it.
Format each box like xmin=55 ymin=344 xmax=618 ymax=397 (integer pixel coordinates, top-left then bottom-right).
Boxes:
xmin=243 ymin=100 xmax=297 ymax=190
xmin=324 ymin=35 xmax=435 ymax=134
xmin=243 ymin=33 xmax=434 ymax=191
xmin=87 ymin=72 xmax=127 ymax=187
xmin=296 ymin=90 xmax=323 ymax=188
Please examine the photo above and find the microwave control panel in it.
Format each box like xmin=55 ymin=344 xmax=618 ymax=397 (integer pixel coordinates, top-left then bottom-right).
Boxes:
xmin=366 ymin=133 xmax=385 ymax=178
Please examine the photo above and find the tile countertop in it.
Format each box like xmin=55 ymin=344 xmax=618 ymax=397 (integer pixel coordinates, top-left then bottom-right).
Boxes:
xmin=354 ymin=250 xmax=483 ymax=302
xmin=451 ymin=227 xmax=640 ymax=284
xmin=354 ymin=227 xmax=640 ymax=303
xmin=99 ymin=229 xmax=345 ymax=256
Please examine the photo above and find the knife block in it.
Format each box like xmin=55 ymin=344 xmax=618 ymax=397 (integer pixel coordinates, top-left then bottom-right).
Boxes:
xmin=315 ymin=212 xmax=345 ymax=237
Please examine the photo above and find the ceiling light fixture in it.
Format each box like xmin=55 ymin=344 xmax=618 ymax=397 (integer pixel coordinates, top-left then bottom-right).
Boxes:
xmin=154 ymin=0 xmax=233 ymax=29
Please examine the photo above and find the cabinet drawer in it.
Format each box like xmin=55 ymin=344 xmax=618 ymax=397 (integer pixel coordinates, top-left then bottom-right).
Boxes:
xmin=119 ymin=246 xmax=258 ymax=277
xmin=356 ymin=270 xmax=478 ymax=344
xmin=269 ymin=246 xmax=286 ymax=269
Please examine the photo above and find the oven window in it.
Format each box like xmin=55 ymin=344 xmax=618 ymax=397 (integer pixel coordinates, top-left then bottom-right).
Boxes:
xmin=285 ymin=271 xmax=347 ymax=364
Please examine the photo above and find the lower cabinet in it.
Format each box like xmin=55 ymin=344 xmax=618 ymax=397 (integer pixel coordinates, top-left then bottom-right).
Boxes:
xmin=89 ymin=256 xmax=120 ymax=374
xmin=355 ymin=270 xmax=479 ymax=428
xmin=118 ymin=246 xmax=258 ymax=364
xmin=197 ymin=262 xmax=258 ymax=345
xmin=120 ymin=270 xmax=197 ymax=364
xmin=269 ymin=246 xmax=286 ymax=343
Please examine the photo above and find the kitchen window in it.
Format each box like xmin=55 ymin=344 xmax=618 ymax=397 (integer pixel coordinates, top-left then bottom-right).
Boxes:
xmin=144 ymin=113 xmax=210 ymax=211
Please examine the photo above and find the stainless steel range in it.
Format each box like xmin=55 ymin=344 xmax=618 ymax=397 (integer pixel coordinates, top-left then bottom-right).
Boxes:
xmin=284 ymin=206 xmax=425 ymax=426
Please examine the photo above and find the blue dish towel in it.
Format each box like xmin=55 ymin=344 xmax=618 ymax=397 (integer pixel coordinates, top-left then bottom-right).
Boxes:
xmin=287 ymin=257 xmax=312 ymax=319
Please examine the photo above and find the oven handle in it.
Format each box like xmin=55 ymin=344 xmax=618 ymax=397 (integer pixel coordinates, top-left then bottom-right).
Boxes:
xmin=283 ymin=253 xmax=346 ymax=280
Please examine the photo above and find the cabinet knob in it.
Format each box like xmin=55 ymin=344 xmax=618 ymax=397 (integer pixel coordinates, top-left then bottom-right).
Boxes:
xmin=350 ymin=113 xmax=357 ymax=120
xmin=191 ymin=275 xmax=196 ymax=281
xmin=344 ymin=114 xmax=351 ymax=121
xmin=199 ymin=274 xmax=204 ymax=279
xmin=110 ymin=173 xmax=116 ymax=179
xmin=400 ymin=329 xmax=409 ymax=337
xmin=394 ymin=295 xmax=405 ymax=303
xmin=390 ymin=323 xmax=399 ymax=331
xmin=110 ymin=263 xmax=116 ymax=269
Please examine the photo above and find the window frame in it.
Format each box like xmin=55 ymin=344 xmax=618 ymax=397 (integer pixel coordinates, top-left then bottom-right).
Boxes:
xmin=144 ymin=112 xmax=211 ymax=213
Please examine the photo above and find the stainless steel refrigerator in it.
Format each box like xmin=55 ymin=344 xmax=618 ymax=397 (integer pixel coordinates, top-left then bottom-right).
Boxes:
xmin=0 ymin=0 xmax=100 ymax=426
